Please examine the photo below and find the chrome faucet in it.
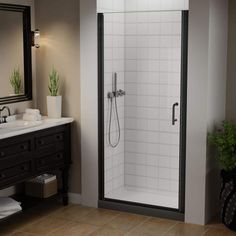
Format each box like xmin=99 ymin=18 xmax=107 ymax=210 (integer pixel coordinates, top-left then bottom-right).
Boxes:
xmin=0 ymin=106 xmax=11 ymax=124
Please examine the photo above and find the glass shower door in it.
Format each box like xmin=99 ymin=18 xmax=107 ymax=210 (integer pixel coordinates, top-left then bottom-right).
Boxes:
xmin=99 ymin=10 xmax=187 ymax=214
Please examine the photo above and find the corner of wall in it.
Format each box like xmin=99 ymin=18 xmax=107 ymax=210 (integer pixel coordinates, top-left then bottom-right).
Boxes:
xmin=80 ymin=0 xmax=98 ymax=207
xmin=185 ymin=0 xmax=210 ymax=225
xmin=226 ymin=0 xmax=236 ymax=121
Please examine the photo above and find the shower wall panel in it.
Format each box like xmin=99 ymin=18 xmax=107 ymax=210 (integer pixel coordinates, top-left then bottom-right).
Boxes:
xmin=104 ymin=13 xmax=125 ymax=196
xmin=124 ymin=11 xmax=182 ymax=195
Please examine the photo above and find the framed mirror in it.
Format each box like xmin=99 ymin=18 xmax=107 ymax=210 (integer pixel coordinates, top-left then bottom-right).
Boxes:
xmin=0 ymin=3 xmax=32 ymax=105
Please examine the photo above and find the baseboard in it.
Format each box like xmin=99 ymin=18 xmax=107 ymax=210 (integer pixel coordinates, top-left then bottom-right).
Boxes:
xmin=68 ymin=193 xmax=81 ymax=204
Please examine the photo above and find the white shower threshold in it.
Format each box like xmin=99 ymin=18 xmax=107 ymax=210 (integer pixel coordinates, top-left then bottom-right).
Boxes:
xmin=105 ymin=186 xmax=179 ymax=209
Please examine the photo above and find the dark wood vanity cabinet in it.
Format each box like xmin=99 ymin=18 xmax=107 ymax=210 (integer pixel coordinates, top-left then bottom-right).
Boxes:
xmin=0 ymin=124 xmax=71 ymax=206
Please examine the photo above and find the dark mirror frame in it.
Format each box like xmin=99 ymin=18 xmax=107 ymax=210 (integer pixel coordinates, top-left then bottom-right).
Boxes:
xmin=0 ymin=3 xmax=32 ymax=105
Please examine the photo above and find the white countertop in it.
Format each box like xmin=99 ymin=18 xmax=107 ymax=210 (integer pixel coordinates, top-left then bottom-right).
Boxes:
xmin=0 ymin=117 xmax=74 ymax=140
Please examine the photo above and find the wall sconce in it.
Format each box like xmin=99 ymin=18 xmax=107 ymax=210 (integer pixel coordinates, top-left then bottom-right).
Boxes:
xmin=31 ymin=29 xmax=40 ymax=48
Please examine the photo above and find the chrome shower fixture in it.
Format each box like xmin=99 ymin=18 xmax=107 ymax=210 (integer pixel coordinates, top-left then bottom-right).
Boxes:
xmin=107 ymin=73 xmax=126 ymax=99
xmin=107 ymin=72 xmax=125 ymax=148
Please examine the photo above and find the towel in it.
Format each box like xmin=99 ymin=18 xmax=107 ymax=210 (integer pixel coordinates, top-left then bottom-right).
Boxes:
xmin=0 ymin=208 xmax=22 ymax=219
xmin=23 ymin=113 xmax=42 ymax=121
xmin=0 ymin=197 xmax=21 ymax=213
xmin=25 ymin=109 xmax=40 ymax=115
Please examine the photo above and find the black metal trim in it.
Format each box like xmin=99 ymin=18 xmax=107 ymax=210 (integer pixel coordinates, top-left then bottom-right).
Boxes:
xmin=104 ymin=198 xmax=176 ymax=212
xmin=178 ymin=10 xmax=189 ymax=213
xmin=98 ymin=200 xmax=184 ymax=221
xmin=0 ymin=4 xmax=32 ymax=105
xmin=98 ymin=11 xmax=189 ymax=218
xmin=98 ymin=13 xmax=105 ymax=200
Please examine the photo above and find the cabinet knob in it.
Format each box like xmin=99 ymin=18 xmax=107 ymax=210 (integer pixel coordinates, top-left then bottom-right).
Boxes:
xmin=38 ymin=140 xmax=44 ymax=145
xmin=20 ymin=144 xmax=27 ymax=150
xmin=56 ymin=135 xmax=62 ymax=140
xmin=0 ymin=151 xmax=5 ymax=157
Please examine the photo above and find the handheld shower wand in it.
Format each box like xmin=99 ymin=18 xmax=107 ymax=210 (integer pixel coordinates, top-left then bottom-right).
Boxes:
xmin=112 ymin=72 xmax=117 ymax=94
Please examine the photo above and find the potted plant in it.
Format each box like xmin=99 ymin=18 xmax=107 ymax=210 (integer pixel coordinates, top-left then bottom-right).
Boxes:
xmin=208 ymin=121 xmax=236 ymax=230
xmin=47 ymin=68 xmax=61 ymax=118
xmin=10 ymin=68 xmax=22 ymax=95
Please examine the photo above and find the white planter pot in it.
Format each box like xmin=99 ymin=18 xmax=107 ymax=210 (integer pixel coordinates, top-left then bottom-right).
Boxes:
xmin=47 ymin=96 xmax=62 ymax=118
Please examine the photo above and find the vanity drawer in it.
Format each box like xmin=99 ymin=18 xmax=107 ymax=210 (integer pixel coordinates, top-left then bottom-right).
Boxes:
xmin=0 ymin=162 xmax=31 ymax=185
xmin=0 ymin=140 xmax=31 ymax=159
xmin=35 ymin=152 xmax=65 ymax=171
xmin=35 ymin=132 xmax=64 ymax=150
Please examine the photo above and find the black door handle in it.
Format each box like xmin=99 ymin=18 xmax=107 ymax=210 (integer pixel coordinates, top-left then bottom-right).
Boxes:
xmin=172 ymin=103 xmax=179 ymax=125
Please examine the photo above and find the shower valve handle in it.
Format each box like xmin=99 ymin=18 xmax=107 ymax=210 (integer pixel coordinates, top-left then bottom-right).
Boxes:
xmin=117 ymin=89 xmax=126 ymax=97
xmin=172 ymin=102 xmax=179 ymax=125
xmin=108 ymin=90 xmax=126 ymax=99
xmin=108 ymin=92 xmax=115 ymax=99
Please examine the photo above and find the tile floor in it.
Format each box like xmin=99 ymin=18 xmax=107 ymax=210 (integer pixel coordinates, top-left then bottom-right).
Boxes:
xmin=0 ymin=203 xmax=235 ymax=236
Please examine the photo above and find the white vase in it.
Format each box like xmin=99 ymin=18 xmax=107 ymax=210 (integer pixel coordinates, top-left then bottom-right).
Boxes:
xmin=47 ymin=96 xmax=62 ymax=118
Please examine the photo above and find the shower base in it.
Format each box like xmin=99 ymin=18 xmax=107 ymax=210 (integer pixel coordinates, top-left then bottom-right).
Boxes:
xmin=106 ymin=186 xmax=178 ymax=209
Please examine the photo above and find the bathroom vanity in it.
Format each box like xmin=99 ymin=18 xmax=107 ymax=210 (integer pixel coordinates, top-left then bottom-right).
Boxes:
xmin=0 ymin=3 xmax=75 ymax=221
xmin=0 ymin=117 xmax=73 ymax=218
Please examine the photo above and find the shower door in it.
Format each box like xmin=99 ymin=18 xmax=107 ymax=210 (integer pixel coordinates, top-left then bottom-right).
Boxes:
xmin=98 ymin=11 xmax=188 ymax=219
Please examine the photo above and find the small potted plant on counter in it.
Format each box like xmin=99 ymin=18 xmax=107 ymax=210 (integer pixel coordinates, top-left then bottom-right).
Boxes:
xmin=208 ymin=121 xmax=236 ymax=230
xmin=10 ymin=67 xmax=22 ymax=95
xmin=47 ymin=68 xmax=61 ymax=118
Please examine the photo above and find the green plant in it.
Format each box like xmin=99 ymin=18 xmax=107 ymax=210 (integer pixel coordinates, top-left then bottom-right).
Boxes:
xmin=48 ymin=68 xmax=59 ymax=96
xmin=208 ymin=121 xmax=236 ymax=172
xmin=10 ymin=68 xmax=22 ymax=94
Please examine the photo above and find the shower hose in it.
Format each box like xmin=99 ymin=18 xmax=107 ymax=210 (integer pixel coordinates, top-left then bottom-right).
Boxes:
xmin=108 ymin=94 xmax=120 ymax=148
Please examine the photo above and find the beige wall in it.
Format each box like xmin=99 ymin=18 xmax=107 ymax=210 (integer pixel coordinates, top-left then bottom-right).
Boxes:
xmin=80 ymin=0 xmax=98 ymax=207
xmin=226 ymin=0 xmax=236 ymax=120
xmin=205 ymin=0 xmax=228 ymax=223
xmin=35 ymin=0 xmax=81 ymax=194
xmin=186 ymin=0 xmax=228 ymax=225
xmin=185 ymin=0 xmax=209 ymax=224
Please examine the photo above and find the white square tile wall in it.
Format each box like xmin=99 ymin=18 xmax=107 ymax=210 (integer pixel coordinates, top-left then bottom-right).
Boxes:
xmin=103 ymin=10 xmax=183 ymax=207
xmin=125 ymin=0 xmax=189 ymax=12
xmin=97 ymin=0 xmax=189 ymax=13
xmin=97 ymin=0 xmax=124 ymax=13
xmin=104 ymin=13 xmax=125 ymax=196
xmin=124 ymin=11 xmax=182 ymax=196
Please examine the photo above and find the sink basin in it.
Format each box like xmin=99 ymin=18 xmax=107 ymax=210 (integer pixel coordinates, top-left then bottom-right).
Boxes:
xmin=0 ymin=120 xmax=43 ymax=131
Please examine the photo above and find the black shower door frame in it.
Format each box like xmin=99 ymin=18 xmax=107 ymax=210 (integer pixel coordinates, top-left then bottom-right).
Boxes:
xmin=98 ymin=11 xmax=188 ymax=221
